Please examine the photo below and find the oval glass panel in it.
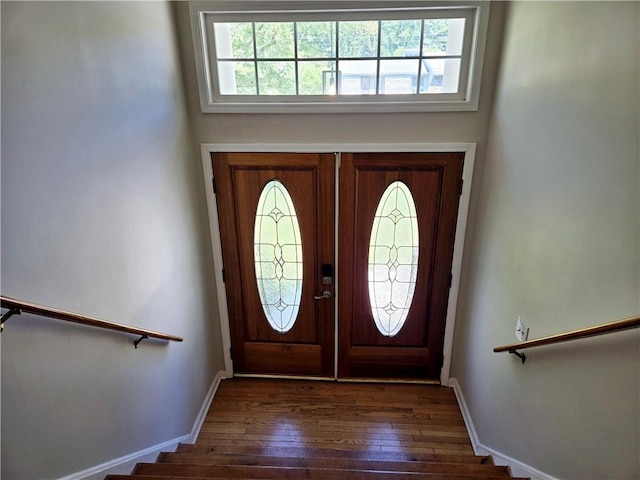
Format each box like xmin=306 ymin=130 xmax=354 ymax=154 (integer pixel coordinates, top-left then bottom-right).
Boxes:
xmin=254 ymin=180 xmax=303 ymax=334
xmin=368 ymin=181 xmax=419 ymax=337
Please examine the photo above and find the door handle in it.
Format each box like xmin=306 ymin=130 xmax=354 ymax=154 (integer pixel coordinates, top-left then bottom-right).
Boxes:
xmin=314 ymin=290 xmax=332 ymax=300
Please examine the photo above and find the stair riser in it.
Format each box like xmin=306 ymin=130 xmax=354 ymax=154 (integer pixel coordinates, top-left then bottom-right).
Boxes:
xmin=176 ymin=443 xmax=487 ymax=464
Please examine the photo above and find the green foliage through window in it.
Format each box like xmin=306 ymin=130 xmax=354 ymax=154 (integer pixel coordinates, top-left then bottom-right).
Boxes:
xmin=213 ymin=17 xmax=466 ymax=96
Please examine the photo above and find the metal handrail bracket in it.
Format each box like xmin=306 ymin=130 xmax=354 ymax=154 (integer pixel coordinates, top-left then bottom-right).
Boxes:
xmin=1 ymin=307 xmax=21 ymax=331
xmin=508 ymin=350 xmax=526 ymax=364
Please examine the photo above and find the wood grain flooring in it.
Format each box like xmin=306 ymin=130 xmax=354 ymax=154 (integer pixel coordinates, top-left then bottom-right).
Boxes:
xmin=199 ymin=379 xmax=473 ymax=456
xmin=106 ymin=378 xmax=526 ymax=479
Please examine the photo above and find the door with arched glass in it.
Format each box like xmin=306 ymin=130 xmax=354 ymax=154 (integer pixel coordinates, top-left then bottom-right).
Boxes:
xmin=213 ymin=151 xmax=463 ymax=380
xmin=338 ymin=152 xmax=464 ymax=380
xmin=213 ymin=152 xmax=335 ymax=377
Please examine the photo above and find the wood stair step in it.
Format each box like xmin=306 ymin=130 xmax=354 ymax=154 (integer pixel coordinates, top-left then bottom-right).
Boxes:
xmin=176 ymin=443 xmax=490 ymax=464
xmin=111 ymin=475 xmax=521 ymax=480
xmin=109 ymin=476 xmax=521 ymax=480
xmin=130 ymin=462 xmax=526 ymax=480
xmin=158 ymin=452 xmax=511 ymax=476
xmin=195 ymin=434 xmax=474 ymax=453
xmin=106 ymin=477 xmax=259 ymax=480
xmin=197 ymin=431 xmax=473 ymax=446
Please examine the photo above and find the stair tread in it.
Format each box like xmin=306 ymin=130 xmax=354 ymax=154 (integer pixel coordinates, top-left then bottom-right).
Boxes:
xmin=196 ymin=431 xmax=473 ymax=446
xmin=176 ymin=443 xmax=490 ymax=464
xmin=190 ymin=437 xmax=474 ymax=454
xmin=112 ymin=477 xmax=522 ymax=480
xmin=107 ymin=477 xmax=269 ymax=480
xmin=158 ymin=452 xmax=510 ymax=475
xmin=134 ymin=462 xmax=526 ymax=480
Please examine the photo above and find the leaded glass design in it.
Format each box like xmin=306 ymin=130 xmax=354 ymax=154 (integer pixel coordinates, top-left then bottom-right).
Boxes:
xmin=254 ymin=180 xmax=303 ymax=333
xmin=368 ymin=181 xmax=419 ymax=337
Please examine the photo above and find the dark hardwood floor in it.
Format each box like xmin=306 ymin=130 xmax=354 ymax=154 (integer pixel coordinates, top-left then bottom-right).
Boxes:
xmin=197 ymin=378 xmax=474 ymax=457
xmin=107 ymin=378 xmax=525 ymax=479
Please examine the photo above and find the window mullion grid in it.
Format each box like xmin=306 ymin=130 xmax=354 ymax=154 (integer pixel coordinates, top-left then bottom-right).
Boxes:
xmin=422 ymin=55 xmax=463 ymax=60
xmin=252 ymin=22 xmax=260 ymax=95
xmin=335 ymin=21 xmax=340 ymax=95
xmin=293 ymin=22 xmax=300 ymax=96
xmin=375 ymin=20 xmax=382 ymax=95
xmin=416 ymin=19 xmax=425 ymax=94
xmin=218 ymin=54 xmax=460 ymax=62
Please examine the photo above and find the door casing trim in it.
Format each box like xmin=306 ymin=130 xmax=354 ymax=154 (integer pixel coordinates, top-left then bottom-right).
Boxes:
xmin=200 ymin=143 xmax=476 ymax=385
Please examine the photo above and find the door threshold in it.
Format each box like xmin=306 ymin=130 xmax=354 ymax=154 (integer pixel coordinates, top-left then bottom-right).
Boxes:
xmin=233 ymin=373 xmax=335 ymax=382
xmin=233 ymin=373 xmax=441 ymax=385
xmin=337 ymin=377 xmax=441 ymax=385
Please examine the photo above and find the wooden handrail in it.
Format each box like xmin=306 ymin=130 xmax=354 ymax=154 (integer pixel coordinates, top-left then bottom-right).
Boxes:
xmin=494 ymin=315 xmax=640 ymax=362
xmin=0 ymin=295 xmax=183 ymax=345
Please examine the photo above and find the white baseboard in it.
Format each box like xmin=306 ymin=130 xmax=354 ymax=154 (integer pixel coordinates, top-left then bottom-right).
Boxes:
xmin=59 ymin=435 xmax=192 ymax=480
xmin=474 ymin=443 xmax=559 ymax=480
xmin=447 ymin=378 xmax=481 ymax=452
xmin=59 ymin=370 xmax=227 ymax=480
xmin=188 ymin=369 xmax=227 ymax=442
xmin=448 ymin=378 xmax=559 ymax=480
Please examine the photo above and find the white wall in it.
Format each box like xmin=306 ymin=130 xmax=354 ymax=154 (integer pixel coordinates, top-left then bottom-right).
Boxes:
xmin=451 ymin=2 xmax=640 ymax=478
xmin=1 ymin=2 xmax=225 ymax=478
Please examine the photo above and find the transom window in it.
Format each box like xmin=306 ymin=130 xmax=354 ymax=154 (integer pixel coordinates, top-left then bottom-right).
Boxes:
xmin=190 ymin=2 xmax=490 ymax=113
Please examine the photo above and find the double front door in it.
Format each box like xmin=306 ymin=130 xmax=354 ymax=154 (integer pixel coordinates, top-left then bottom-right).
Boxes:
xmin=213 ymin=151 xmax=463 ymax=381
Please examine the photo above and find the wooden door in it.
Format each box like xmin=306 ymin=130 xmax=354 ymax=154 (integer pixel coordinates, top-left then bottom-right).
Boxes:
xmin=213 ymin=152 xmax=335 ymax=377
xmin=338 ymin=152 xmax=464 ymax=380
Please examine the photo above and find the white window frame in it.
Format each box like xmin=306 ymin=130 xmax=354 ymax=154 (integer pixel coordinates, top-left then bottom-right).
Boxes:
xmin=190 ymin=1 xmax=490 ymax=113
